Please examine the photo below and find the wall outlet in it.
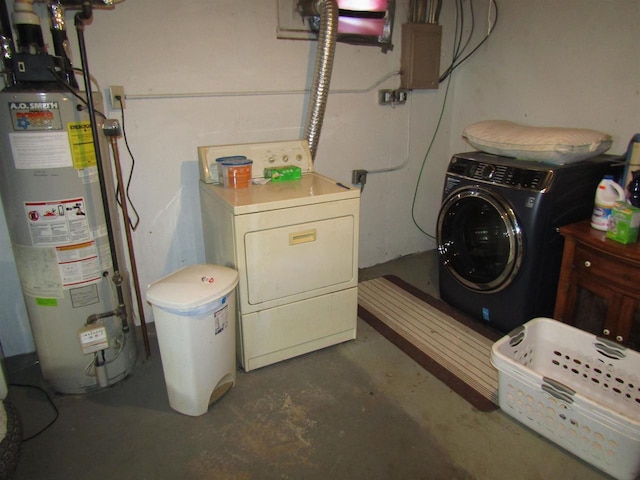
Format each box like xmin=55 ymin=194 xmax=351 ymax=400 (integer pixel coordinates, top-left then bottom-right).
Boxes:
xmin=352 ymin=169 xmax=368 ymax=185
xmin=108 ymin=85 xmax=126 ymax=109
xmin=378 ymin=88 xmax=409 ymax=106
xmin=379 ymin=89 xmax=394 ymax=105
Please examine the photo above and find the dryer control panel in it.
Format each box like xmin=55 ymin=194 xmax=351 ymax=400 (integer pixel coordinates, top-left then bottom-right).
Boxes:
xmin=198 ymin=139 xmax=313 ymax=184
xmin=448 ymin=153 xmax=554 ymax=192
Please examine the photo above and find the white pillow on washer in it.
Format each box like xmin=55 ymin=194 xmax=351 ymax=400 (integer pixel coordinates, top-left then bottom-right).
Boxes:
xmin=462 ymin=120 xmax=613 ymax=164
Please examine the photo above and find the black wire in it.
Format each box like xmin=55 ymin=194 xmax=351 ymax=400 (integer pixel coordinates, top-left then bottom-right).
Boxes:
xmin=457 ymin=0 xmax=477 ymax=66
xmin=446 ymin=0 xmax=498 ymax=77
xmin=50 ymin=66 xmax=140 ymax=231
xmin=49 ymin=67 xmax=140 ymax=229
xmin=439 ymin=0 xmax=499 ymax=83
xmin=9 ymin=383 xmax=59 ymax=442
xmin=448 ymin=0 xmax=464 ymax=74
xmin=47 ymin=67 xmax=107 ymax=119
xmin=453 ymin=0 xmax=465 ymax=62
xmin=440 ymin=0 xmax=466 ymax=82
xmin=114 ymin=97 xmax=140 ymax=231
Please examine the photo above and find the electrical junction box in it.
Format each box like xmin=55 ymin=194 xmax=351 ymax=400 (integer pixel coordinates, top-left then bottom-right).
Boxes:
xmin=78 ymin=325 xmax=109 ymax=354
xmin=400 ymin=23 xmax=442 ymax=89
xmin=13 ymin=53 xmax=57 ymax=83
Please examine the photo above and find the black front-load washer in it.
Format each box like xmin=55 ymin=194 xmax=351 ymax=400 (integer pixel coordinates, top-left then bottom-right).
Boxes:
xmin=437 ymin=151 xmax=622 ymax=334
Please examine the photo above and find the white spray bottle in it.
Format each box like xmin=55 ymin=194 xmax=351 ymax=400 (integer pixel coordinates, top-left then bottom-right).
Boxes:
xmin=590 ymin=175 xmax=626 ymax=231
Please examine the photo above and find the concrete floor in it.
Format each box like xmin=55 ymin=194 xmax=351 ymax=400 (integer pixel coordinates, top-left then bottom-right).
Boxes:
xmin=7 ymin=251 xmax=610 ymax=479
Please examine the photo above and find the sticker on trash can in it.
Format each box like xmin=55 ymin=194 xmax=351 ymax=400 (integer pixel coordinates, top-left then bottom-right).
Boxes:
xmin=214 ymin=304 xmax=228 ymax=335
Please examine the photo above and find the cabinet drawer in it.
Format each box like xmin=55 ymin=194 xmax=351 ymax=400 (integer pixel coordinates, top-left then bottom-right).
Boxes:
xmin=574 ymin=244 xmax=640 ymax=292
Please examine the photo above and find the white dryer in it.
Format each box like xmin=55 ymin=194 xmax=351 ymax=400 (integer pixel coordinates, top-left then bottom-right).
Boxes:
xmin=198 ymin=140 xmax=360 ymax=371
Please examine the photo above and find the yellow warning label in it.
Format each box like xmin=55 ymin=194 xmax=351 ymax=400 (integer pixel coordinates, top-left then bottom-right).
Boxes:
xmin=67 ymin=121 xmax=97 ymax=169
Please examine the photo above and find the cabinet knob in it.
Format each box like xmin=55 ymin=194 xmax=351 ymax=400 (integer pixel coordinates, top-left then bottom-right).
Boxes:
xmin=616 ymin=335 xmax=624 ymax=342
xmin=603 ymin=328 xmax=610 ymax=335
xmin=584 ymin=260 xmax=591 ymax=268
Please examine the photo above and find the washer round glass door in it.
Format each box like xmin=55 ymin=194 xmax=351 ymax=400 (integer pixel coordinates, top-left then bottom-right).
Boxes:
xmin=437 ymin=186 xmax=523 ymax=292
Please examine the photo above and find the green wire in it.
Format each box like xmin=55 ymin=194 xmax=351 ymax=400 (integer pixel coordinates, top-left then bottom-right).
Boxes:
xmin=410 ymin=69 xmax=453 ymax=240
xmin=410 ymin=0 xmax=498 ymax=240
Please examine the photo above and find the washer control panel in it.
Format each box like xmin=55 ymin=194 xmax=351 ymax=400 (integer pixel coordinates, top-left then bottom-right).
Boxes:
xmin=198 ymin=139 xmax=313 ymax=184
xmin=448 ymin=153 xmax=554 ymax=192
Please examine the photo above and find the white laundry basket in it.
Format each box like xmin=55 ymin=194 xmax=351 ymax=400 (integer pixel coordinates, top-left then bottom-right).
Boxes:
xmin=491 ymin=317 xmax=640 ymax=480
xmin=146 ymin=264 xmax=239 ymax=416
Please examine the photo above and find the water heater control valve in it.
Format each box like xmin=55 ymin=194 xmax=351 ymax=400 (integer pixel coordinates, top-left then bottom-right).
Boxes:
xmin=78 ymin=324 xmax=109 ymax=354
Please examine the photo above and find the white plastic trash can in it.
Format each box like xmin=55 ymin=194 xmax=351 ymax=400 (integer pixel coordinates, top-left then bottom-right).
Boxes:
xmin=146 ymin=264 xmax=239 ymax=416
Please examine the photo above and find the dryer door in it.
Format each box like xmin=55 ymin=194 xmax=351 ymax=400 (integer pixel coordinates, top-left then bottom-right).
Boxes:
xmin=437 ymin=186 xmax=523 ymax=292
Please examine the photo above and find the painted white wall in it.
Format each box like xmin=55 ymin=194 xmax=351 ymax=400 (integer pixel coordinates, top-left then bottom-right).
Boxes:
xmin=448 ymin=0 xmax=640 ymax=156
xmin=0 ymin=0 xmax=638 ymax=355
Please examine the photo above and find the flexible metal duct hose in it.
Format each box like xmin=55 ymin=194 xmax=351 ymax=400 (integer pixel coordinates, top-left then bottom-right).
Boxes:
xmin=303 ymin=0 xmax=338 ymax=161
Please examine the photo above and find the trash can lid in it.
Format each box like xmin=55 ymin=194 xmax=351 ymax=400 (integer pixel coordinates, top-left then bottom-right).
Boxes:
xmin=146 ymin=264 xmax=239 ymax=310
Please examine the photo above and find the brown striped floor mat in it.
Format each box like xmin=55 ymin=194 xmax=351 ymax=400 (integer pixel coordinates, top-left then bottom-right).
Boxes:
xmin=358 ymin=275 xmax=503 ymax=412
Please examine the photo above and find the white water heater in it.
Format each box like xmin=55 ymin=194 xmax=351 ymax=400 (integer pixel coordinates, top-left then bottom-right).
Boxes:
xmin=0 ymin=88 xmax=137 ymax=393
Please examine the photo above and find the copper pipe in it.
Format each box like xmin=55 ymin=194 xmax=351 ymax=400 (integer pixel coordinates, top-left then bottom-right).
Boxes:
xmin=106 ymin=127 xmax=151 ymax=359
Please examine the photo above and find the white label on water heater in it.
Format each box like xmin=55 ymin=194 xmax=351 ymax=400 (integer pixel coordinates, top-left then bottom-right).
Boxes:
xmin=12 ymin=244 xmax=64 ymax=298
xmin=24 ymin=197 xmax=91 ymax=246
xmin=56 ymin=241 xmax=102 ymax=288
xmin=9 ymin=131 xmax=73 ymax=169
xmin=12 ymin=241 xmax=102 ymax=298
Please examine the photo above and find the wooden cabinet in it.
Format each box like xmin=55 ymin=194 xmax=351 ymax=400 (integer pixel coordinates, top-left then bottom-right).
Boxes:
xmin=554 ymin=220 xmax=640 ymax=350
